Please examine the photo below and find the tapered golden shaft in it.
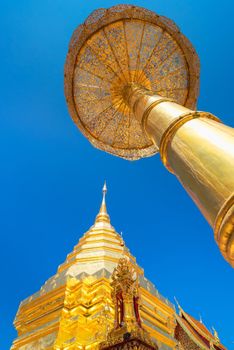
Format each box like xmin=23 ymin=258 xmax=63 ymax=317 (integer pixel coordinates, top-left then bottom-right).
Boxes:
xmin=125 ymin=85 xmax=234 ymax=266
xmin=64 ymin=4 xmax=234 ymax=266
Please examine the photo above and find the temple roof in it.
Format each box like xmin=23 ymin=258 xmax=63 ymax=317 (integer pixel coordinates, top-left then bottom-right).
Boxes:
xmin=176 ymin=303 xmax=226 ymax=350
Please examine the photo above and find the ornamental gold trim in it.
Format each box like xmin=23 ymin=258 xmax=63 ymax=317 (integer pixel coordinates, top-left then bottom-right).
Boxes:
xmin=64 ymin=4 xmax=200 ymax=160
xmin=214 ymin=193 xmax=234 ymax=267
xmin=159 ymin=111 xmax=220 ymax=172
xmin=141 ymin=98 xmax=174 ymax=136
xmin=176 ymin=315 xmax=209 ymax=350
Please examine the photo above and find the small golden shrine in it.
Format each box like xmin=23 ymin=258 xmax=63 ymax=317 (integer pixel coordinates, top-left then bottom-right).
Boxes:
xmin=100 ymin=258 xmax=158 ymax=350
xmin=11 ymin=185 xmax=226 ymax=350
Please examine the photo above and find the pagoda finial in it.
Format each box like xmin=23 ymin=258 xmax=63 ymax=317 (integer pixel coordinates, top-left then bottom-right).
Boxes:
xmin=102 ymin=181 xmax=107 ymax=203
xmin=95 ymin=181 xmax=110 ymax=223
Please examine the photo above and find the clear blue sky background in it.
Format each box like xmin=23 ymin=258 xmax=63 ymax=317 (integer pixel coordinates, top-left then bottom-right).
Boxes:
xmin=1 ymin=0 xmax=233 ymax=349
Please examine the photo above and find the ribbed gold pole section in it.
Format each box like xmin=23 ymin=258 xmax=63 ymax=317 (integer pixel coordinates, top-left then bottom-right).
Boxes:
xmin=125 ymin=85 xmax=234 ymax=267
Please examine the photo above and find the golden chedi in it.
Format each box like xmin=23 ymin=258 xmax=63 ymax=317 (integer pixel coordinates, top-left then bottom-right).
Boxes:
xmin=64 ymin=4 xmax=234 ymax=267
xmin=11 ymin=185 xmax=227 ymax=350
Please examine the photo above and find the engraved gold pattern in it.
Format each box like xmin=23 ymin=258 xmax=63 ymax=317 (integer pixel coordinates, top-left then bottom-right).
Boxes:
xmin=65 ymin=5 xmax=200 ymax=160
xmin=100 ymin=258 xmax=158 ymax=350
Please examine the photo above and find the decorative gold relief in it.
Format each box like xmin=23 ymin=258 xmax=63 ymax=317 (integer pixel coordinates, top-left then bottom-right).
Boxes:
xmin=100 ymin=258 xmax=157 ymax=350
xmin=65 ymin=4 xmax=199 ymax=160
xmin=64 ymin=4 xmax=234 ymax=266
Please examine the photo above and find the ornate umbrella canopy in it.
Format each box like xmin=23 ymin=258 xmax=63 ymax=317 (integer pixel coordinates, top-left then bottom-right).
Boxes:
xmin=65 ymin=5 xmax=200 ymax=160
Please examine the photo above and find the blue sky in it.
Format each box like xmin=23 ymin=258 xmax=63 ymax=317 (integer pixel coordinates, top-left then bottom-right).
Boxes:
xmin=0 ymin=0 xmax=233 ymax=349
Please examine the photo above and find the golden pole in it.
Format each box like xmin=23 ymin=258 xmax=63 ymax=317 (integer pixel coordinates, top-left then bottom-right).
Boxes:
xmin=125 ymin=85 xmax=234 ymax=266
xmin=64 ymin=5 xmax=234 ymax=266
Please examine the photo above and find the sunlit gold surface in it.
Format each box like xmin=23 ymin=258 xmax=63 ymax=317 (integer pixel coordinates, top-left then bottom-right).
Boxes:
xmin=100 ymin=258 xmax=158 ymax=350
xmin=11 ymin=186 xmax=227 ymax=349
xmin=64 ymin=4 xmax=233 ymax=265
xmin=11 ymin=186 xmax=176 ymax=350
xmin=126 ymin=86 xmax=234 ymax=266
xmin=65 ymin=4 xmax=199 ymax=160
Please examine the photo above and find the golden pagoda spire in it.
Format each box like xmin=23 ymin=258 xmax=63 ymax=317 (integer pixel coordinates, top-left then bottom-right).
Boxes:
xmin=55 ymin=182 xmax=132 ymax=278
xmin=95 ymin=181 xmax=110 ymax=223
